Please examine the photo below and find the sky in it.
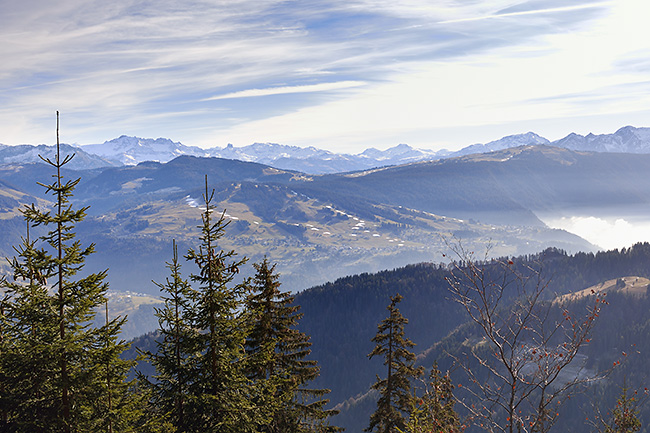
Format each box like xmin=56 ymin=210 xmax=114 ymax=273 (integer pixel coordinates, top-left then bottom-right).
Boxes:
xmin=2 ymin=0 xmax=650 ymax=153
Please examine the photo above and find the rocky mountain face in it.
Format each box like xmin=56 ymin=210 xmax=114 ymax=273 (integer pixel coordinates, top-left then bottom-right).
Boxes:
xmin=77 ymin=126 xmax=650 ymax=173
xmin=79 ymin=137 xmax=448 ymax=173
xmin=81 ymin=136 xmax=209 ymax=165
xmin=450 ymin=131 xmax=550 ymax=157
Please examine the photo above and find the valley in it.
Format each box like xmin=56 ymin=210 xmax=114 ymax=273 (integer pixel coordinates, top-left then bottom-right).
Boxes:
xmin=0 ymin=145 xmax=612 ymax=296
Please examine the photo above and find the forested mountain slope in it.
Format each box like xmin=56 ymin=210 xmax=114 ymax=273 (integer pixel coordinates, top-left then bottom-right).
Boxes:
xmin=291 ymin=243 xmax=650 ymax=431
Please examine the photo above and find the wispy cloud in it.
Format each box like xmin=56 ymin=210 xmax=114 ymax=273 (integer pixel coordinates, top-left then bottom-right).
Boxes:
xmin=203 ymin=81 xmax=366 ymax=101
xmin=438 ymin=2 xmax=612 ymax=24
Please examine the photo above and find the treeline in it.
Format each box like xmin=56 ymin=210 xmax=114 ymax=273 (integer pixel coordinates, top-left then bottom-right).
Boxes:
xmin=0 ymin=133 xmax=340 ymax=432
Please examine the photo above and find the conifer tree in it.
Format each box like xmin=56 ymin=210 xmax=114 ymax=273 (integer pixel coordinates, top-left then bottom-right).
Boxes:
xmin=245 ymin=257 xmax=340 ymax=433
xmin=402 ymin=362 xmax=462 ymax=433
xmin=591 ymin=384 xmax=644 ymax=433
xmin=183 ymin=176 xmax=263 ymax=432
xmin=0 ymin=288 xmax=9 ymax=428
xmin=147 ymin=239 xmax=197 ymax=431
xmin=607 ymin=387 xmax=642 ymax=433
xmin=87 ymin=301 xmax=141 ymax=432
xmin=367 ymin=294 xmax=422 ymax=433
xmin=1 ymin=226 xmax=59 ymax=432
xmin=0 ymin=112 xmax=133 ymax=432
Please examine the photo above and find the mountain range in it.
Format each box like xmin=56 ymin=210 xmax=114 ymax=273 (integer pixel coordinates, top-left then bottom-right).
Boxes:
xmin=79 ymin=136 xmax=446 ymax=173
xmin=4 ymin=125 xmax=650 ymax=174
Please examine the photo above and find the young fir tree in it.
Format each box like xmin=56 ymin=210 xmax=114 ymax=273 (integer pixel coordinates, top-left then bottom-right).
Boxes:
xmin=86 ymin=301 xmax=141 ymax=433
xmin=0 ymin=113 xmax=134 ymax=432
xmin=244 ymin=257 xmax=340 ymax=433
xmin=182 ymin=176 xmax=266 ymax=432
xmin=602 ymin=386 xmax=643 ymax=433
xmin=367 ymin=294 xmax=422 ymax=433
xmin=147 ymin=239 xmax=198 ymax=431
xmin=0 ymin=289 xmax=9 ymax=428
xmin=402 ymin=362 xmax=462 ymax=433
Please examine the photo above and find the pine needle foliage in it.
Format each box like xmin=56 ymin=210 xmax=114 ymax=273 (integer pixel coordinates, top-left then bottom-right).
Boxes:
xmin=147 ymin=239 xmax=198 ymax=431
xmin=367 ymin=294 xmax=422 ymax=433
xmin=608 ymin=388 xmax=643 ymax=433
xmin=592 ymin=384 xmax=645 ymax=433
xmin=401 ymin=362 xmax=462 ymax=433
xmin=86 ymin=301 xmax=141 ymax=433
xmin=182 ymin=176 xmax=264 ymax=432
xmin=245 ymin=257 xmax=340 ymax=433
xmin=0 ymin=112 xmax=134 ymax=432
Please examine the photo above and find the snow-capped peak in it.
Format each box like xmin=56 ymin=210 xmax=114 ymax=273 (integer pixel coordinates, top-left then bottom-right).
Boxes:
xmin=82 ymin=136 xmax=204 ymax=165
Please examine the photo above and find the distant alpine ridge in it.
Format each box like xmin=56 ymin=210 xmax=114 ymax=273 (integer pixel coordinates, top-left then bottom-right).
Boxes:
xmin=3 ymin=126 xmax=650 ymax=173
xmin=79 ymin=136 xmax=446 ymax=173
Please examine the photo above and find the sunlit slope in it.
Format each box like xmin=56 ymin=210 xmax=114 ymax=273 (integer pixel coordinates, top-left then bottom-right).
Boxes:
xmin=294 ymin=145 xmax=650 ymax=226
xmin=77 ymin=179 xmax=587 ymax=294
xmin=1 ymin=147 xmax=627 ymax=293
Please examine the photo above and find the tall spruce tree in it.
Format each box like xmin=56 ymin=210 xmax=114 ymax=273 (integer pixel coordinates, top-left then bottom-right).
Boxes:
xmin=0 ymin=287 xmax=8 ymax=427
xmin=1 ymin=225 xmax=60 ymax=432
xmin=0 ymin=113 xmax=133 ymax=432
xmin=245 ymin=257 xmax=340 ymax=433
xmin=367 ymin=294 xmax=422 ymax=433
xmin=182 ymin=176 xmax=265 ymax=432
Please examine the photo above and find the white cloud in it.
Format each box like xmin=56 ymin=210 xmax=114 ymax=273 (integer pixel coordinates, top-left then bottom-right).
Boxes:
xmin=201 ymin=1 xmax=650 ymax=151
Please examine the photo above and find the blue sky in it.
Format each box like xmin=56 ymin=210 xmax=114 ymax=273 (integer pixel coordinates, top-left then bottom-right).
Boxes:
xmin=2 ymin=0 xmax=650 ymax=153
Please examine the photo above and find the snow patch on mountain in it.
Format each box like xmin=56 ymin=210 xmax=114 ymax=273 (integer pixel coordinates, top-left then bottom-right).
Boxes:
xmin=80 ymin=138 xmax=452 ymax=174
xmin=0 ymin=143 xmax=119 ymax=170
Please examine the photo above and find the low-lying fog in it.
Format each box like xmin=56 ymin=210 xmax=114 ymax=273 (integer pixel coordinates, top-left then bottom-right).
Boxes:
xmin=541 ymin=214 xmax=650 ymax=251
